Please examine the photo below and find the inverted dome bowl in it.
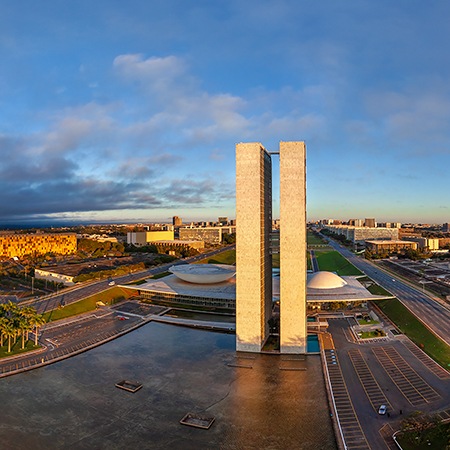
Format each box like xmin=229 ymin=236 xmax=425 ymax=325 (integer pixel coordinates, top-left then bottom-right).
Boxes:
xmin=169 ymin=264 xmax=236 ymax=284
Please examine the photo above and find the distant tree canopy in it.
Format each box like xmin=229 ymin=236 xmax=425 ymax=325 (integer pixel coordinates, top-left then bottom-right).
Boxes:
xmin=77 ymin=239 xmax=125 ymax=257
xmin=321 ymin=229 xmax=352 ymax=245
xmin=73 ymin=262 xmax=146 ymax=282
xmin=222 ymin=233 xmax=236 ymax=244
xmin=125 ymin=244 xmax=158 ymax=254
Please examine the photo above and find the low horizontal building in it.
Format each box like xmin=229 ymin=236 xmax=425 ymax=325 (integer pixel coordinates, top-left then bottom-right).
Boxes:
xmin=179 ymin=227 xmax=222 ymax=244
xmin=402 ymin=236 xmax=439 ymax=251
xmin=178 ymin=226 xmax=236 ymax=245
xmin=149 ymin=240 xmax=204 ymax=253
xmin=35 ymin=268 xmax=76 ymax=285
xmin=127 ymin=231 xmax=174 ymax=246
xmin=0 ymin=233 xmax=77 ymax=259
xmin=119 ymin=266 xmax=391 ymax=311
xmin=366 ymin=240 xmax=418 ymax=254
xmin=324 ymin=225 xmax=399 ymax=244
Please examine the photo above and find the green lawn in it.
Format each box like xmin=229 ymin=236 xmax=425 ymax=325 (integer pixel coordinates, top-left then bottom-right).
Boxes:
xmin=307 ymin=231 xmax=326 ymax=245
xmin=360 ymin=330 xmax=385 ymax=338
xmin=272 ymin=253 xmax=280 ymax=268
xmin=196 ymin=249 xmax=236 ymax=265
xmin=363 ymin=279 xmax=393 ymax=297
xmin=152 ymin=271 xmax=171 ymax=279
xmin=0 ymin=340 xmax=41 ymax=359
xmin=357 ymin=318 xmax=379 ymax=326
xmin=376 ymin=298 xmax=450 ymax=369
xmin=397 ymin=422 xmax=449 ymax=449
xmin=43 ymin=287 xmax=135 ymax=322
xmin=315 ymin=250 xmax=363 ymax=276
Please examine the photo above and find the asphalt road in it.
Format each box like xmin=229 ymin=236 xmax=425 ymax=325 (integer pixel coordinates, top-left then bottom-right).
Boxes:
xmin=310 ymin=250 xmax=320 ymax=272
xmin=323 ymin=237 xmax=450 ymax=347
xmin=19 ymin=245 xmax=235 ymax=315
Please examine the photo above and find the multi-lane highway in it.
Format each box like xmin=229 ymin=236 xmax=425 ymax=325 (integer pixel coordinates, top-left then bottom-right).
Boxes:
xmin=323 ymin=237 xmax=450 ymax=347
xmin=19 ymin=245 xmax=235 ymax=315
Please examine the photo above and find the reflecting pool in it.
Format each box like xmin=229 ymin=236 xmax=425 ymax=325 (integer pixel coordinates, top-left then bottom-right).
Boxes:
xmin=0 ymin=322 xmax=336 ymax=449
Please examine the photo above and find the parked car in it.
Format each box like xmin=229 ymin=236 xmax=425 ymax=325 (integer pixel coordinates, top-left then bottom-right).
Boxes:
xmin=378 ymin=405 xmax=387 ymax=415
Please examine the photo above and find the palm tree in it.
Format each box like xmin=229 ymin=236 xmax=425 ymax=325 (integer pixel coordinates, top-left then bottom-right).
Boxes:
xmin=29 ymin=313 xmax=46 ymax=346
xmin=18 ymin=316 xmax=32 ymax=349
xmin=20 ymin=306 xmax=37 ymax=341
xmin=3 ymin=320 xmax=16 ymax=353
xmin=0 ymin=317 xmax=7 ymax=347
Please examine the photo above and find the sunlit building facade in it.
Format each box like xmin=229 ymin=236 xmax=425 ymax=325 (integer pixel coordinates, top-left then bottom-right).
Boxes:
xmin=236 ymin=141 xmax=307 ymax=354
xmin=0 ymin=233 xmax=77 ymax=259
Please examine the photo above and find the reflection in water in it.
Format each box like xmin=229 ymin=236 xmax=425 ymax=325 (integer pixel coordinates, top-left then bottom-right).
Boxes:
xmin=227 ymin=355 xmax=336 ymax=449
xmin=0 ymin=323 xmax=336 ymax=449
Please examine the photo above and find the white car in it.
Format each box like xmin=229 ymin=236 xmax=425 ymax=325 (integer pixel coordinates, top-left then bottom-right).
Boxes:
xmin=108 ymin=281 xmax=115 ymax=286
xmin=378 ymin=405 xmax=387 ymax=415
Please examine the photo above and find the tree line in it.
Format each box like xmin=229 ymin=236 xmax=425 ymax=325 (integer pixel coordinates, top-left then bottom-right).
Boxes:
xmin=0 ymin=301 xmax=45 ymax=353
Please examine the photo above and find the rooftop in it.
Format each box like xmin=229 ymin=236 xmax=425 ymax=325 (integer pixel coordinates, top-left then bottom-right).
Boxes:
xmin=169 ymin=264 xmax=236 ymax=284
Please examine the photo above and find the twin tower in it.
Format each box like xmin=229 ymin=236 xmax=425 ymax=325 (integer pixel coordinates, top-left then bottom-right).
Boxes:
xmin=236 ymin=141 xmax=307 ymax=354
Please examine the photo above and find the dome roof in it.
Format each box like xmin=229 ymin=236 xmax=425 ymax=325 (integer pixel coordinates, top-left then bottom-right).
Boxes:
xmin=307 ymin=271 xmax=347 ymax=289
xmin=169 ymin=264 xmax=236 ymax=284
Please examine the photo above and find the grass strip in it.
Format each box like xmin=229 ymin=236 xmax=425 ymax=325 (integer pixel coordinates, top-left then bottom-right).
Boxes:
xmin=196 ymin=249 xmax=236 ymax=265
xmin=396 ymin=421 xmax=449 ymax=450
xmin=152 ymin=271 xmax=171 ymax=279
xmin=315 ymin=250 xmax=363 ymax=276
xmin=307 ymin=231 xmax=327 ymax=245
xmin=376 ymin=298 xmax=450 ymax=369
xmin=0 ymin=340 xmax=41 ymax=359
xmin=43 ymin=287 xmax=135 ymax=322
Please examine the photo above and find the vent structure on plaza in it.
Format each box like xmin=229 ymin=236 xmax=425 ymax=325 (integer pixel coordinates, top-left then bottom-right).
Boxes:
xmin=236 ymin=141 xmax=307 ymax=354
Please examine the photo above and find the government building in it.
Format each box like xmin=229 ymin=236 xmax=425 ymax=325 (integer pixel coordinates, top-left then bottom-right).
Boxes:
xmin=0 ymin=233 xmax=77 ymax=259
xmin=236 ymin=141 xmax=307 ymax=354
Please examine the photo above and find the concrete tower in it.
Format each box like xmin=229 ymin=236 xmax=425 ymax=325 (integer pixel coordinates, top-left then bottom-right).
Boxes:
xmin=236 ymin=141 xmax=307 ymax=354
xmin=279 ymin=141 xmax=307 ymax=353
xmin=236 ymin=143 xmax=272 ymax=352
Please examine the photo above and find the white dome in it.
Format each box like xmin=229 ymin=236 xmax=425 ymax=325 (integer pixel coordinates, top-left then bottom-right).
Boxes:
xmin=307 ymin=271 xmax=347 ymax=289
xmin=169 ymin=264 xmax=236 ymax=284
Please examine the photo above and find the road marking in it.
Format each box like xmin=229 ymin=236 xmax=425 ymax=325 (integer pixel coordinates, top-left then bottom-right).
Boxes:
xmin=372 ymin=346 xmax=441 ymax=406
xmin=348 ymin=349 xmax=392 ymax=413
xmin=324 ymin=350 xmax=371 ymax=450
xmin=401 ymin=340 xmax=450 ymax=380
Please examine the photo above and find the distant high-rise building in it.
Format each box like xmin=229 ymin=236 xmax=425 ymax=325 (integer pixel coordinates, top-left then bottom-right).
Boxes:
xmin=364 ymin=218 xmax=376 ymax=228
xmin=172 ymin=216 xmax=182 ymax=227
xmin=348 ymin=219 xmax=363 ymax=227
xmin=380 ymin=222 xmax=402 ymax=229
xmin=443 ymin=223 xmax=450 ymax=233
xmin=218 ymin=217 xmax=228 ymax=225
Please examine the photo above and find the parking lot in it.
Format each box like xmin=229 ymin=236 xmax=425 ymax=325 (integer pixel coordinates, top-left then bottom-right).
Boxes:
xmin=324 ymin=318 xmax=450 ymax=449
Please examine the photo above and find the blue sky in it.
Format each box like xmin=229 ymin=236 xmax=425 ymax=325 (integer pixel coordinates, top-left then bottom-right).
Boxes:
xmin=1 ymin=0 xmax=449 ymax=225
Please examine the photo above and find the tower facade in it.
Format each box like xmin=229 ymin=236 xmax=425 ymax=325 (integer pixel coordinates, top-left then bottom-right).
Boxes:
xmin=279 ymin=141 xmax=307 ymax=353
xmin=236 ymin=143 xmax=272 ymax=352
xmin=236 ymin=141 xmax=307 ymax=354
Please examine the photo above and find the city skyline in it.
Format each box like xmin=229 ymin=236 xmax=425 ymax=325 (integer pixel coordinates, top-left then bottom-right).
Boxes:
xmin=1 ymin=1 xmax=450 ymax=225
